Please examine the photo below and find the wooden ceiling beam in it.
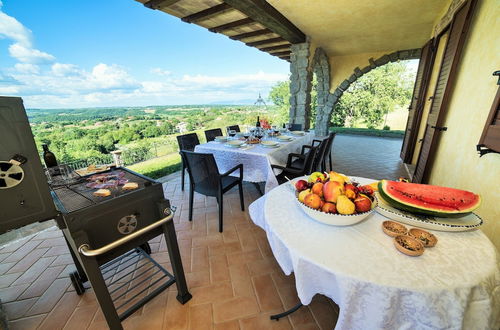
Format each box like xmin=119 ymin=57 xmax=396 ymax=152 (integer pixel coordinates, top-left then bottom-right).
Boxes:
xmin=272 ymin=51 xmax=291 ymax=57
xmin=143 ymin=0 xmax=181 ymax=10
xmin=209 ymin=17 xmax=254 ymax=33
xmin=229 ymin=28 xmax=272 ymax=41
xmin=259 ymin=44 xmax=290 ymax=52
xmin=246 ymin=37 xmax=284 ymax=47
xmin=182 ymin=3 xmax=232 ymax=23
xmin=222 ymin=0 xmax=305 ymax=44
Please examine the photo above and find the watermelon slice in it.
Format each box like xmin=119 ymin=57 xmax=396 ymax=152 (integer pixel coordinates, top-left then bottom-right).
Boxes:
xmin=378 ymin=180 xmax=481 ymax=217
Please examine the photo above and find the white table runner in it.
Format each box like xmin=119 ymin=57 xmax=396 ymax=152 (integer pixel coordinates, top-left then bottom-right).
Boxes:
xmin=249 ymin=176 xmax=500 ymax=330
xmin=195 ymin=132 xmax=315 ymax=192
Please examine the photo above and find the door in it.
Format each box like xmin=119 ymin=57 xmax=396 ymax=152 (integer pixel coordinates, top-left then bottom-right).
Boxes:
xmin=413 ymin=0 xmax=478 ymax=183
xmin=400 ymin=39 xmax=435 ymax=163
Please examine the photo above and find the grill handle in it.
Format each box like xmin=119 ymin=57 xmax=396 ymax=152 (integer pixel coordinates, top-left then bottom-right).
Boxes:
xmin=78 ymin=208 xmax=174 ymax=257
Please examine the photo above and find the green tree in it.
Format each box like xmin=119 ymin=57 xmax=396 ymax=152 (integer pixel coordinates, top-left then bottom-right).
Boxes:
xmin=332 ymin=62 xmax=415 ymax=128
xmin=268 ymin=80 xmax=290 ymax=124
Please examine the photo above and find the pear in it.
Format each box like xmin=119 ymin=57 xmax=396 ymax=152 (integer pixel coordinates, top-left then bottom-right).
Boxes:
xmin=336 ymin=195 xmax=356 ymax=215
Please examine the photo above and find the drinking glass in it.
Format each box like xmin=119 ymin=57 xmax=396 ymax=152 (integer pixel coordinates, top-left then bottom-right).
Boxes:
xmin=228 ymin=130 xmax=236 ymax=139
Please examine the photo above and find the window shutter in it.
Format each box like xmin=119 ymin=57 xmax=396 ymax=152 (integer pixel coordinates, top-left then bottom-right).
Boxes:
xmin=400 ymin=39 xmax=435 ymax=163
xmin=478 ymin=86 xmax=500 ymax=154
xmin=413 ymin=0 xmax=478 ymax=183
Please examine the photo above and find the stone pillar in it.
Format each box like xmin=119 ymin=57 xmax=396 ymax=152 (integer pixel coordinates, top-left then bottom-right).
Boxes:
xmin=312 ymin=48 xmax=332 ymax=136
xmin=289 ymin=42 xmax=312 ymax=130
xmin=111 ymin=150 xmax=124 ymax=167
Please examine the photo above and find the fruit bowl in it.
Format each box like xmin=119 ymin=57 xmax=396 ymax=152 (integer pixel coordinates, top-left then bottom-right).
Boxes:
xmin=295 ymin=194 xmax=377 ymax=226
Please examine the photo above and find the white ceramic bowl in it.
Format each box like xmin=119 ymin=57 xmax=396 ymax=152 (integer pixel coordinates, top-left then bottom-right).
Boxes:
xmin=261 ymin=140 xmax=279 ymax=147
xmin=277 ymin=135 xmax=293 ymax=141
xmin=291 ymin=131 xmax=305 ymax=136
xmin=226 ymin=140 xmax=245 ymax=147
xmin=215 ymin=136 xmax=228 ymax=142
xmin=296 ymin=195 xmax=377 ymax=226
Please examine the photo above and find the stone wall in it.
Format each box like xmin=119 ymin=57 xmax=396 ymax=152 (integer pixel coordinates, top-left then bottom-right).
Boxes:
xmin=289 ymin=42 xmax=312 ymax=130
xmin=311 ymin=47 xmax=331 ymax=136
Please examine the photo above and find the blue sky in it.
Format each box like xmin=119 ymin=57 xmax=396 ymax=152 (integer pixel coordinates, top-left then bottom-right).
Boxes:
xmin=0 ymin=0 xmax=289 ymax=108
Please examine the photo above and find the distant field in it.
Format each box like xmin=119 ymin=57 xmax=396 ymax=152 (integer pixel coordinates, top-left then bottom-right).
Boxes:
xmin=127 ymin=153 xmax=181 ymax=179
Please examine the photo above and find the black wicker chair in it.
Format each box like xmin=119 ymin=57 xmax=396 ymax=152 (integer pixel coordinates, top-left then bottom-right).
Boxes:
xmin=271 ymin=146 xmax=317 ymax=184
xmin=290 ymin=123 xmax=303 ymax=131
xmin=226 ymin=125 xmax=241 ymax=133
xmin=180 ymin=151 xmax=244 ymax=232
xmin=205 ymin=128 xmax=223 ymax=142
xmin=176 ymin=133 xmax=200 ymax=191
xmin=316 ymin=132 xmax=336 ymax=172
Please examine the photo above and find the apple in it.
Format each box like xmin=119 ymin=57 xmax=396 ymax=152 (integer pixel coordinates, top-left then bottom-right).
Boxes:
xmin=295 ymin=179 xmax=308 ymax=192
xmin=345 ymin=183 xmax=357 ymax=199
xmin=311 ymin=182 xmax=324 ymax=197
xmin=321 ymin=202 xmax=337 ymax=214
xmin=308 ymin=172 xmax=326 ymax=183
xmin=304 ymin=193 xmax=322 ymax=209
xmin=298 ymin=189 xmax=311 ymax=203
xmin=354 ymin=195 xmax=372 ymax=213
xmin=323 ymin=180 xmax=345 ymax=203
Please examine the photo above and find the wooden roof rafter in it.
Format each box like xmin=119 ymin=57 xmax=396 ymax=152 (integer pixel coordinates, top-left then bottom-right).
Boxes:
xmin=139 ymin=0 xmax=306 ymax=61
xmin=181 ymin=3 xmax=233 ymax=23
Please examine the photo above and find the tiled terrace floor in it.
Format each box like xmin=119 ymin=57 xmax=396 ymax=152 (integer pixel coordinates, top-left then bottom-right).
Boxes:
xmin=0 ymin=134 xmax=405 ymax=329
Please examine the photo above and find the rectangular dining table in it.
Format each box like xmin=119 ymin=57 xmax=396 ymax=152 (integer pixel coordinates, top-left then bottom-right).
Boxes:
xmin=194 ymin=132 xmax=315 ymax=192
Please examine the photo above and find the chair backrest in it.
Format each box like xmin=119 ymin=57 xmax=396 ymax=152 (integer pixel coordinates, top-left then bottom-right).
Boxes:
xmin=205 ymin=128 xmax=223 ymax=142
xmin=180 ymin=151 xmax=220 ymax=196
xmin=303 ymin=145 xmax=318 ymax=174
xmin=176 ymin=133 xmax=200 ymax=152
xmin=290 ymin=123 xmax=302 ymax=131
xmin=323 ymin=132 xmax=336 ymax=159
xmin=312 ymin=139 xmax=329 ymax=172
xmin=226 ymin=125 xmax=240 ymax=133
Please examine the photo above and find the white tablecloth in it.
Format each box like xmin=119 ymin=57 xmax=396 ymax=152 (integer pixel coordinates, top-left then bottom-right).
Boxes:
xmin=249 ymin=176 xmax=500 ymax=330
xmin=194 ymin=132 xmax=315 ymax=192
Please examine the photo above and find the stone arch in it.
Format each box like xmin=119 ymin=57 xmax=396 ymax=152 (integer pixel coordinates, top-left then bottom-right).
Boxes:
xmin=314 ymin=48 xmax=422 ymax=136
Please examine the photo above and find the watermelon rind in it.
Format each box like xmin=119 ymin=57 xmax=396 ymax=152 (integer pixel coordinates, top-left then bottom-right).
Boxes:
xmin=378 ymin=180 xmax=481 ymax=218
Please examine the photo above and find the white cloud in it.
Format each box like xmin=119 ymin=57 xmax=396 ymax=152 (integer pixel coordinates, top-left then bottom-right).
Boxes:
xmin=51 ymin=63 xmax=81 ymax=76
xmin=8 ymin=43 xmax=55 ymax=63
xmin=14 ymin=63 xmax=39 ymax=74
xmin=1 ymin=6 xmax=55 ymax=63
xmin=151 ymin=68 xmax=171 ymax=76
xmin=89 ymin=63 xmax=138 ymax=89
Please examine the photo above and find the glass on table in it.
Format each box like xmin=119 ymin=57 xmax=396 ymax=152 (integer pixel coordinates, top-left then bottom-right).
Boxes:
xmin=228 ymin=129 xmax=237 ymax=139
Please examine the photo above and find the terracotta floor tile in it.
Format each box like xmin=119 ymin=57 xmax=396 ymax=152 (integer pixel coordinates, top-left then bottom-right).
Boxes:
xmin=0 ymin=261 xmax=15 ymax=275
xmin=3 ymin=297 xmax=37 ymax=320
xmin=192 ymin=235 xmax=223 ymax=248
xmin=0 ymin=283 xmax=30 ymax=303
xmin=189 ymin=281 xmax=234 ymax=306
xmin=208 ymin=242 xmax=242 ymax=257
xmin=11 ymin=256 xmax=57 ymax=285
xmin=26 ymin=277 xmax=70 ymax=316
xmin=227 ymin=250 xmax=263 ymax=267
xmin=43 ymin=244 xmax=70 ymax=257
xmin=7 ymin=248 xmax=49 ymax=273
xmin=212 ymin=296 xmax=259 ymax=323
xmin=214 ymin=319 xmax=240 ymax=330
xmin=3 ymin=240 xmax=42 ymax=264
xmin=163 ymin=290 xmax=189 ymax=330
xmin=37 ymin=292 xmax=82 ymax=330
xmin=0 ymin=271 xmax=22 ymax=289
xmin=247 ymin=258 xmax=279 ymax=277
xmin=50 ymin=254 xmax=74 ymax=267
xmin=186 ymin=270 xmax=211 ymax=288
xmin=189 ymin=302 xmax=213 ymax=329
xmin=37 ymin=236 xmax=66 ymax=248
xmin=238 ymin=229 xmax=259 ymax=252
xmin=209 ymin=254 xmax=230 ymax=283
xmin=252 ymin=274 xmax=283 ymax=312
xmin=8 ymin=313 xmax=46 ymax=330
xmin=63 ymin=304 xmax=98 ymax=330
xmin=239 ymin=312 xmax=293 ymax=330
xmin=191 ymin=247 xmax=209 ymax=272
xmin=0 ymin=238 xmax=30 ymax=254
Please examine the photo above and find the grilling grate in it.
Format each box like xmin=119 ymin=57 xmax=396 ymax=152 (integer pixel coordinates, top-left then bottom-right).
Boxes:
xmin=51 ymin=169 xmax=152 ymax=213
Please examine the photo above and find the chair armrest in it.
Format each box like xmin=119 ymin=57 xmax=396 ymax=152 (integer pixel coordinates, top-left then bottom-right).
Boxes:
xmin=271 ymin=165 xmax=303 ymax=176
xmin=286 ymin=153 xmax=305 ymax=167
xmin=221 ymin=164 xmax=243 ymax=180
xmin=301 ymin=145 xmax=314 ymax=155
xmin=311 ymin=139 xmax=323 ymax=147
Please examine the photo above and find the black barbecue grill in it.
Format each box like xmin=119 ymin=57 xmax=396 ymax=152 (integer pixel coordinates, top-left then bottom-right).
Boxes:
xmin=0 ymin=97 xmax=191 ymax=330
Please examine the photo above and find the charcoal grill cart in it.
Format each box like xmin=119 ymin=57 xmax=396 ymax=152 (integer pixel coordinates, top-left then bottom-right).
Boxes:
xmin=0 ymin=97 xmax=191 ymax=330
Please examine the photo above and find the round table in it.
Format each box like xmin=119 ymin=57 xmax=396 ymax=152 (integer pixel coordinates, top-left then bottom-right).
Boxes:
xmin=248 ymin=177 xmax=500 ymax=330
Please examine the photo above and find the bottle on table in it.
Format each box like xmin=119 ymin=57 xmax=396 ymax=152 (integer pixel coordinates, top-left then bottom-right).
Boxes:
xmin=256 ymin=116 xmax=261 ymax=127
xmin=42 ymin=144 xmax=58 ymax=168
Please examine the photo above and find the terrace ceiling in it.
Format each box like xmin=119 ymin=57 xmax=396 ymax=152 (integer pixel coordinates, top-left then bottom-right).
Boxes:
xmin=137 ymin=0 xmax=450 ymax=61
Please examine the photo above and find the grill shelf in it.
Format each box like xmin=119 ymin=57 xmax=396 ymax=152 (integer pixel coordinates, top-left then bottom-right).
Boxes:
xmin=71 ymin=247 xmax=176 ymax=321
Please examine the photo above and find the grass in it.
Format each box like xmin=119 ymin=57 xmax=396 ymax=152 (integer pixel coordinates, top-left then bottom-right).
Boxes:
xmin=127 ymin=153 xmax=181 ymax=179
xmin=330 ymin=127 xmax=404 ymax=138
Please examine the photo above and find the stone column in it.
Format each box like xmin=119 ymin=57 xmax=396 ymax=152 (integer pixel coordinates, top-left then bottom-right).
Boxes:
xmin=312 ymin=48 xmax=332 ymax=136
xmin=289 ymin=42 xmax=312 ymax=130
